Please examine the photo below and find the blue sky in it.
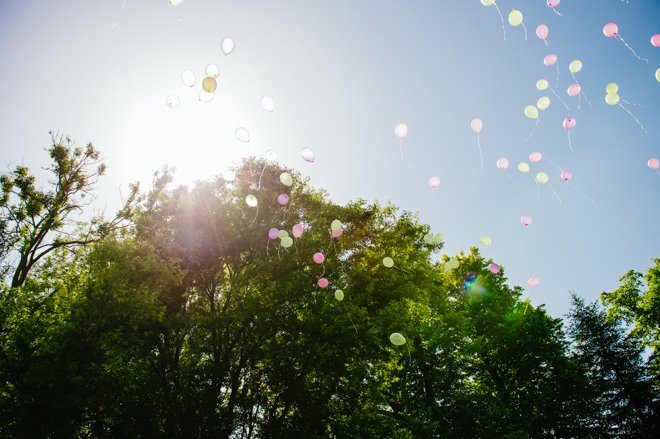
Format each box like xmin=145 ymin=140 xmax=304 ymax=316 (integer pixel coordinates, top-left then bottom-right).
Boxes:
xmin=0 ymin=0 xmax=658 ymax=318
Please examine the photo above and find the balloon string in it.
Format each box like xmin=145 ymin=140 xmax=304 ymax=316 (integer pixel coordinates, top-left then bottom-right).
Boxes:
xmin=406 ymin=342 xmax=412 ymax=367
xmin=394 ymin=265 xmax=411 ymax=275
xmin=544 ymin=156 xmax=563 ymax=172
xmin=567 ymin=131 xmax=574 ymax=152
xmin=618 ymin=103 xmax=647 ymax=133
xmin=524 ymin=119 xmax=539 ymax=142
xmin=111 ymin=0 xmax=127 ymax=29
xmin=256 ymin=163 xmax=267 ymax=190
xmin=319 ymin=262 xmax=326 ymax=279
xmin=493 ymin=2 xmax=507 ymax=41
xmin=476 ymin=133 xmax=484 ymax=168
xmin=398 ymin=139 xmax=410 ymax=168
xmin=506 ymin=172 xmax=530 ymax=190
xmin=548 ymin=183 xmax=563 ymax=205
xmin=245 ymin=206 xmax=259 ymax=230
xmin=616 ymin=35 xmax=649 ymax=63
xmin=543 ymin=39 xmax=549 ymax=47
xmin=521 ymin=22 xmax=528 ymax=41
xmin=550 ymin=87 xmax=570 ymax=111
xmin=341 ymin=302 xmax=359 ymax=336
xmin=621 ymin=98 xmax=644 ymax=108
xmin=552 ymin=8 xmax=562 ymax=17
xmin=534 ymin=178 xmax=540 ymax=199
xmin=555 ymin=63 xmax=560 ymax=90
xmin=572 ymin=186 xmax=598 ymax=207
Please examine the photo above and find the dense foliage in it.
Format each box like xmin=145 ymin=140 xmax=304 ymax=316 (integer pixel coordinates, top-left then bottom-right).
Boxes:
xmin=1 ymin=138 xmax=658 ymax=437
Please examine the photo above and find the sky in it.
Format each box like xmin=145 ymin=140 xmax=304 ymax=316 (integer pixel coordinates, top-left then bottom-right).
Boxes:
xmin=0 ymin=0 xmax=658 ymax=319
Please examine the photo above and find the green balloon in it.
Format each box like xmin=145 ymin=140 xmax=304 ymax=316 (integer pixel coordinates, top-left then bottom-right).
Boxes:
xmin=382 ymin=257 xmax=394 ymax=268
xmin=433 ymin=232 xmax=444 ymax=244
xmin=389 ymin=332 xmax=406 ymax=346
xmin=278 ymin=230 xmax=289 ymax=239
xmin=423 ymin=233 xmax=434 ymax=244
xmin=330 ymin=219 xmax=342 ymax=231
xmin=524 ymin=105 xmax=539 ymax=119
xmin=537 ymin=96 xmax=550 ymax=111
xmin=280 ymin=236 xmax=293 ymax=248
xmin=536 ymin=79 xmax=549 ymax=91
xmin=334 ymin=290 xmax=344 ymax=301
xmin=605 ymin=93 xmax=620 ymax=105
xmin=569 ymin=60 xmax=583 ymax=74
xmin=605 ymin=82 xmax=619 ymax=95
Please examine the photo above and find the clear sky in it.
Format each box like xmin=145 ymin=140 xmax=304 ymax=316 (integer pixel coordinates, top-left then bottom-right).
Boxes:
xmin=0 ymin=0 xmax=658 ymax=318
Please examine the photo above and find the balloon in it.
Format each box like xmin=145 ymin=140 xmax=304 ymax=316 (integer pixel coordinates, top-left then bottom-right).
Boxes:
xmin=508 ymin=9 xmax=523 ymax=27
xmin=265 ymin=149 xmax=278 ymax=161
xmin=536 ymin=79 xmax=549 ymax=91
xmin=480 ymin=0 xmax=495 ymax=6
xmin=181 ymin=70 xmax=196 ymax=87
xmin=423 ymin=233 xmax=434 ymax=244
xmin=313 ymin=252 xmax=325 ymax=264
xmin=221 ymin=170 xmax=236 ymax=181
xmin=543 ymin=54 xmax=557 ymax=67
xmin=537 ymin=96 xmax=550 ymax=111
xmin=433 ymin=233 xmax=444 ymax=244
xmin=563 ymin=117 xmax=576 ymax=131
xmin=521 ymin=215 xmax=532 ymax=227
xmin=389 ymin=333 xmax=406 ymax=346
xmin=496 ymin=158 xmax=509 ymax=170
xmin=301 ymin=147 xmax=315 ymax=163
xmin=528 ymin=277 xmax=540 ymax=287
xmin=561 ymin=170 xmax=572 ymax=182
xmin=278 ymin=230 xmax=289 ymax=239
xmin=221 ymin=37 xmax=235 ymax=55
xmin=524 ymin=106 xmax=539 ymax=119
xmin=447 ymin=258 xmax=459 ymax=269
xmin=470 ymin=118 xmax=483 ymax=134
xmin=605 ymin=82 xmax=619 ymax=94
xmin=536 ymin=172 xmax=549 ymax=184
xmin=331 ymin=228 xmax=343 ymax=238
xmin=428 ymin=176 xmax=440 ymax=189
xmin=281 ymin=236 xmax=293 ymax=248
xmin=202 ymin=77 xmax=217 ymax=93
xmin=331 ymin=220 xmax=342 ymax=231
xmin=261 ymin=96 xmax=274 ymax=112
xmin=536 ymin=24 xmax=549 ymax=41
xmin=199 ymin=91 xmax=215 ymax=103
xmin=529 ymin=152 xmax=542 ymax=163
xmin=480 ymin=236 xmax=492 ymax=247
xmin=567 ymin=84 xmax=581 ymax=97
xmin=280 ymin=172 xmax=293 ymax=186
xmin=205 ymin=64 xmax=220 ymax=78
xmin=652 ymin=34 xmax=660 ymax=47
xmin=334 ymin=290 xmax=344 ymax=301
xmin=603 ymin=23 xmax=618 ymax=38
xmin=648 ymin=158 xmax=660 ymax=170
xmin=489 ymin=263 xmax=501 ymax=274
xmin=382 ymin=257 xmax=394 ymax=268
xmin=169 ymin=0 xmax=185 ymax=5
xmin=394 ymin=122 xmax=408 ymax=139
xmin=268 ymin=228 xmax=279 ymax=240
xmin=165 ymin=95 xmax=180 ymax=108
xmin=235 ymin=127 xmax=250 ymax=142
xmin=656 ymin=68 xmax=660 ymax=82
xmin=605 ymin=94 xmax=620 ymax=105
xmin=245 ymin=195 xmax=258 ymax=207
xmin=569 ymin=60 xmax=583 ymax=74
xmin=277 ymin=194 xmax=289 ymax=205
xmin=547 ymin=0 xmax=560 ymax=7
xmin=292 ymin=223 xmax=304 ymax=238
xmin=518 ymin=162 xmax=530 ymax=173
xmin=317 ymin=278 xmax=329 ymax=288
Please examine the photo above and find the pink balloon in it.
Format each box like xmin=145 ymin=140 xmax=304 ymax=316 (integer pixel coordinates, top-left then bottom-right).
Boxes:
xmin=489 ymin=263 xmax=501 ymax=274
xmin=428 ymin=176 xmax=440 ymax=189
xmin=529 ymin=152 xmax=542 ymax=163
xmin=536 ymin=24 xmax=549 ymax=40
xmin=648 ymin=158 xmax=660 ymax=170
xmin=313 ymin=252 xmax=325 ymax=264
xmin=543 ymin=54 xmax=558 ymax=67
xmin=292 ymin=223 xmax=304 ymax=238
xmin=603 ymin=22 xmax=619 ymax=38
xmin=331 ymin=228 xmax=343 ymax=238
xmin=521 ymin=215 xmax=532 ymax=227
xmin=268 ymin=228 xmax=279 ymax=240
xmin=277 ymin=194 xmax=289 ymax=205
xmin=317 ymin=278 xmax=329 ymax=289
xmin=496 ymin=158 xmax=509 ymax=170
xmin=547 ymin=0 xmax=560 ymax=7
xmin=563 ymin=117 xmax=576 ymax=131
xmin=567 ymin=83 xmax=581 ymax=97
xmin=470 ymin=118 xmax=483 ymax=134
xmin=561 ymin=170 xmax=572 ymax=182
xmin=528 ymin=277 xmax=540 ymax=287
xmin=652 ymin=34 xmax=660 ymax=47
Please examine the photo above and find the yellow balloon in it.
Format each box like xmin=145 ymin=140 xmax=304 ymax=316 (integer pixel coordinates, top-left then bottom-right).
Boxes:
xmin=202 ymin=76 xmax=217 ymax=93
xmin=655 ymin=68 xmax=660 ymax=82
xmin=536 ymin=172 xmax=549 ymax=184
xmin=536 ymin=79 xmax=549 ymax=91
xmin=524 ymin=105 xmax=539 ymax=119
xmin=537 ymin=96 xmax=551 ymax=111
xmin=569 ymin=60 xmax=583 ymax=74
xmin=605 ymin=82 xmax=619 ymax=94
xmin=481 ymin=0 xmax=495 ymax=5
xmin=383 ymin=257 xmax=394 ymax=268
xmin=605 ymin=93 xmax=620 ymax=105
xmin=480 ymin=236 xmax=492 ymax=247
xmin=334 ymin=290 xmax=344 ymax=301
xmin=508 ymin=9 xmax=523 ymax=26
xmin=390 ymin=333 xmax=406 ymax=346
xmin=518 ymin=162 xmax=530 ymax=173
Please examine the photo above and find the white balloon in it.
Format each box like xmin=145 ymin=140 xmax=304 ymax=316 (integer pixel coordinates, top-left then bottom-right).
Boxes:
xmin=205 ymin=64 xmax=220 ymax=78
xmin=198 ymin=91 xmax=215 ymax=103
xmin=235 ymin=127 xmax=250 ymax=142
xmin=165 ymin=95 xmax=180 ymax=108
xmin=394 ymin=122 xmax=408 ymax=139
xmin=221 ymin=37 xmax=235 ymax=56
xmin=245 ymin=194 xmax=258 ymax=207
xmin=301 ymin=147 xmax=314 ymax=163
xmin=181 ymin=70 xmax=196 ymax=87
xmin=261 ymin=96 xmax=274 ymax=112
xmin=169 ymin=0 xmax=185 ymax=5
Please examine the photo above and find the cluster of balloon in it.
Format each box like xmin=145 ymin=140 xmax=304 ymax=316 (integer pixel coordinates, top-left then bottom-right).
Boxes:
xmin=301 ymin=148 xmax=315 ymax=163
xmin=470 ymin=118 xmax=484 ymax=168
xmin=648 ymin=158 xmax=659 ymax=171
xmin=567 ymin=60 xmax=591 ymax=109
xmin=394 ymin=122 xmax=409 ymax=166
xmin=546 ymin=0 xmax=562 ymax=16
xmin=537 ymin=78 xmax=569 ymax=111
xmin=480 ymin=0 xmax=506 ymax=41
xmin=562 ymin=117 xmax=577 ymax=152
xmin=536 ymin=24 xmax=549 ymax=46
xmin=528 ymin=277 xmax=540 ymax=287
xmin=603 ymin=23 xmax=648 ymax=63
xmin=604 ymin=83 xmax=647 ymax=133
xmin=508 ymin=9 xmax=527 ymax=41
